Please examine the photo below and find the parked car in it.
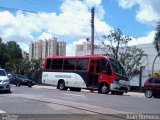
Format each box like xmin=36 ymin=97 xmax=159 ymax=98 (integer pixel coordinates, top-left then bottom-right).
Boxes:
xmin=144 ymin=77 xmax=160 ymax=98
xmin=10 ymin=74 xmax=35 ymax=87
xmin=0 ymin=69 xmax=10 ymax=92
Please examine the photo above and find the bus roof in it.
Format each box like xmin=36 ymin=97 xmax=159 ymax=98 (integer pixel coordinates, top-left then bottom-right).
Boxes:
xmin=46 ymin=55 xmax=112 ymax=59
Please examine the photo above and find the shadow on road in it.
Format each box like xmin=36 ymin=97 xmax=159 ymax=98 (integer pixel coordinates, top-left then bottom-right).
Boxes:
xmin=0 ymin=91 xmax=12 ymax=94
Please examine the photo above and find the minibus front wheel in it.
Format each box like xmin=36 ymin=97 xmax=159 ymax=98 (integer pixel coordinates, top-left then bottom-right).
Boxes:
xmin=99 ymin=83 xmax=109 ymax=94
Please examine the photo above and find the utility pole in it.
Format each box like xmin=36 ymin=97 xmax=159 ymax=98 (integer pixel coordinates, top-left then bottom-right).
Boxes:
xmin=139 ymin=66 xmax=145 ymax=92
xmin=91 ymin=7 xmax=94 ymax=55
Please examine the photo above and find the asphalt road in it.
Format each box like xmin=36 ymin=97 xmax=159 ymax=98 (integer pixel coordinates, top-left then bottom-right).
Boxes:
xmin=0 ymin=85 xmax=160 ymax=120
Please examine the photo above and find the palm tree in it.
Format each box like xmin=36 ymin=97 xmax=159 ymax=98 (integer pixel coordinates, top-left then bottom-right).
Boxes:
xmin=153 ymin=22 xmax=160 ymax=54
xmin=152 ymin=22 xmax=160 ymax=75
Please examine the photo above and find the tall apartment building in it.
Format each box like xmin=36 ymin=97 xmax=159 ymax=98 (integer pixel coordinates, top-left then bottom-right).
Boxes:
xmin=29 ymin=37 xmax=66 ymax=60
xmin=42 ymin=38 xmax=58 ymax=59
xmin=35 ymin=40 xmax=43 ymax=59
xmin=57 ymin=41 xmax=66 ymax=56
xmin=29 ymin=40 xmax=43 ymax=60
xmin=29 ymin=42 xmax=35 ymax=60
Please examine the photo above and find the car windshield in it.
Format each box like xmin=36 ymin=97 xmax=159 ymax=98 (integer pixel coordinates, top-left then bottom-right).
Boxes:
xmin=0 ymin=70 xmax=6 ymax=76
xmin=18 ymin=75 xmax=28 ymax=79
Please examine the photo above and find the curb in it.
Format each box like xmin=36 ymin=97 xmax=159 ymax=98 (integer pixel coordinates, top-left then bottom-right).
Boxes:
xmin=34 ymin=85 xmax=145 ymax=97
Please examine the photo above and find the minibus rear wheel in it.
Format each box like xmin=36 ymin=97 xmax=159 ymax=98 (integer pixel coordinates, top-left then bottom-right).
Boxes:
xmin=58 ymin=80 xmax=67 ymax=90
xmin=116 ymin=92 xmax=124 ymax=95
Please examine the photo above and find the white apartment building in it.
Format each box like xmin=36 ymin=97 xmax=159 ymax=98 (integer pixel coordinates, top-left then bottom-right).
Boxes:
xmin=76 ymin=41 xmax=100 ymax=52
xmin=76 ymin=43 xmax=159 ymax=72
xmin=29 ymin=37 xmax=66 ymax=60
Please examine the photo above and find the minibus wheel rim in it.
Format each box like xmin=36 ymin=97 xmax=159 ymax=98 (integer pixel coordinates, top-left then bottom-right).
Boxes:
xmin=101 ymin=84 xmax=108 ymax=94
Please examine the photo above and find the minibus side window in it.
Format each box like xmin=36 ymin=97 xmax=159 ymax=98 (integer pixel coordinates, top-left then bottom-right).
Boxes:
xmin=46 ymin=59 xmax=51 ymax=70
xmin=51 ymin=59 xmax=63 ymax=70
xmin=63 ymin=59 xmax=76 ymax=70
xmin=76 ymin=59 xmax=89 ymax=71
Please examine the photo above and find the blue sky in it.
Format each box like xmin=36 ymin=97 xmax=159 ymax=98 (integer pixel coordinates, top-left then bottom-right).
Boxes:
xmin=0 ymin=0 xmax=159 ymax=55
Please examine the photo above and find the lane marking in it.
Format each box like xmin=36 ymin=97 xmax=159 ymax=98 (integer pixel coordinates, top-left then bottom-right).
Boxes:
xmin=63 ymin=93 xmax=86 ymax=97
xmin=0 ymin=110 xmax=6 ymax=113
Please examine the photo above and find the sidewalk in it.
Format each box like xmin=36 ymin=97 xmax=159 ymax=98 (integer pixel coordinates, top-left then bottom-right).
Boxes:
xmin=34 ymin=85 xmax=145 ymax=98
xmin=125 ymin=92 xmax=145 ymax=98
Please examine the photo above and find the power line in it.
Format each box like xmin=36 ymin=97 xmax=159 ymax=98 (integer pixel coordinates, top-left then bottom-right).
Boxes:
xmin=0 ymin=6 xmax=90 ymax=24
xmin=24 ymin=0 xmax=57 ymax=11
xmin=24 ymin=0 xmax=91 ymax=16
xmin=0 ymin=6 xmax=37 ymax=13
xmin=0 ymin=6 xmax=90 ymax=26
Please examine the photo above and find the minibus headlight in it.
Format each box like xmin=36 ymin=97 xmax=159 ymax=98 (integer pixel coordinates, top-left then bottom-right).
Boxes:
xmin=113 ymin=80 xmax=119 ymax=84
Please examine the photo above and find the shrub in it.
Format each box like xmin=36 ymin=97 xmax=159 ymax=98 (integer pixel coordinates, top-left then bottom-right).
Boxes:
xmin=154 ymin=70 xmax=160 ymax=77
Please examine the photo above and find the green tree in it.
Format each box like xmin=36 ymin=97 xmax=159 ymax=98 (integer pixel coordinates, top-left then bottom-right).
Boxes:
xmin=0 ymin=37 xmax=2 ymax=44
xmin=0 ymin=38 xmax=7 ymax=68
xmin=5 ymin=59 xmax=22 ymax=74
xmin=31 ymin=59 xmax=43 ymax=71
xmin=102 ymin=29 xmax=144 ymax=80
xmin=0 ymin=40 xmax=23 ymax=70
xmin=153 ymin=22 xmax=160 ymax=54
xmin=6 ymin=41 xmax=22 ymax=60
xmin=154 ymin=70 xmax=160 ymax=77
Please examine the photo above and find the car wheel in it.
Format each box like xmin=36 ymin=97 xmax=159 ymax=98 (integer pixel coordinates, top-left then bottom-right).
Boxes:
xmin=99 ymin=83 xmax=109 ymax=94
xmin=6 ymin=88 xmax=11 ymax=93
xmin=145 ymin=90 xmax=153 ymax=98
xmin=28 ymin=85 xmax=32 ymax=88
xmin=16 ymin=82 xmax=21 ymax=87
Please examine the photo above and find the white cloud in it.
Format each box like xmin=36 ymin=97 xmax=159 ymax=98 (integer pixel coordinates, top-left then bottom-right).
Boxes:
xmin=0 ymin=0 xmax=156 ymax=56
xmin=118 ymin=0 xmax=137 ymax=9
xmin=0 ymin=0 xmax=111 ymax=55
xmin=118 ymin=0 xmax=160 ymax=25
xmin=38 ymin=32 xmax=55 ymax=40
xmin=85 ymin=0 xmax=101 ymax=7
xmin=128 ymin=31 xmax=155 ymax=46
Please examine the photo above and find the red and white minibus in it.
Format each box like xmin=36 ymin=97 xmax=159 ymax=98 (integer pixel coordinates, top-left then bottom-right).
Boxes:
xmin=42 ymin=56 xmax=130 ymax=95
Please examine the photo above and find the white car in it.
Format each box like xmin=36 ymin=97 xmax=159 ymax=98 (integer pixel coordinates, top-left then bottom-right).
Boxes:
xmin=0 ymin=69 xmax=10 ymax=92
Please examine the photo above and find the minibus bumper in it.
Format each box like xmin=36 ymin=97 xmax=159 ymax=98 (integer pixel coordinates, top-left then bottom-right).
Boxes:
xmin=110 ymin=80 xmax=130 ymax=93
